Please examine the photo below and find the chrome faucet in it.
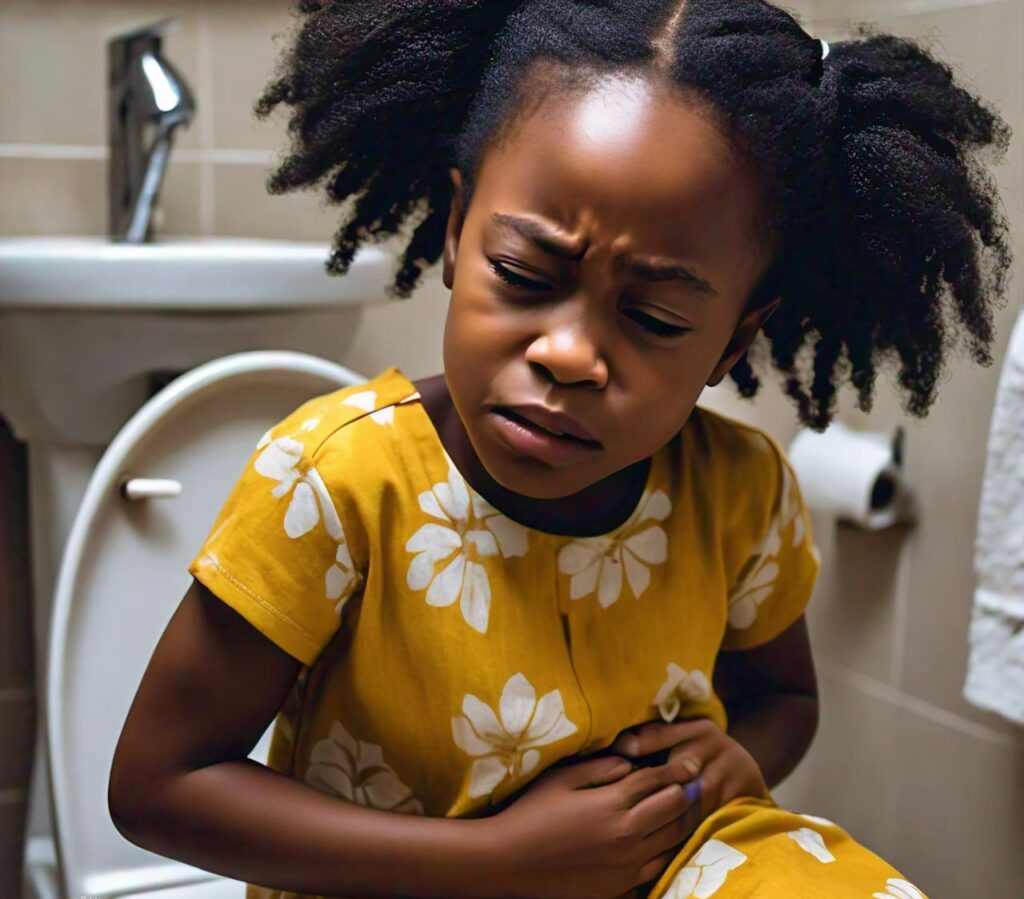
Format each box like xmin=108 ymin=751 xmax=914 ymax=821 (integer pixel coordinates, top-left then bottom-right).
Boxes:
xmin=108 ymin=19 xmax=195 ymax=242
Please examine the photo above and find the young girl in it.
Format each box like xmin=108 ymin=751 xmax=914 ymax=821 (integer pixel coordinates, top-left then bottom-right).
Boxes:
xmin=108 ymin=2 xmax=1011 ymax=897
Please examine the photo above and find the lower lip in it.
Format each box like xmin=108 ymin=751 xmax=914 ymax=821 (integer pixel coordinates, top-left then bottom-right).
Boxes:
xmin=489 ymin=409 xmax=602 ymax=466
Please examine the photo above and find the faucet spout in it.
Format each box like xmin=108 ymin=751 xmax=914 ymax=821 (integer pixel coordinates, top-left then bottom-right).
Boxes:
xmin=108 ymin=20 xmax=196 ymax=242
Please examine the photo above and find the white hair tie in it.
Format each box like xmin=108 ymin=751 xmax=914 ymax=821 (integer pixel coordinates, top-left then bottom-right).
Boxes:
xmin=820 ymin=39 xmax=831 ymax=60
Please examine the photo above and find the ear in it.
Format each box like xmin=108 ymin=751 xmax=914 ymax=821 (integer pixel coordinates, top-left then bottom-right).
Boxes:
xmin=442 ymin=168 xmax=465 ymax=290
xmin=706 ymin=297 xmax=781 ymax=387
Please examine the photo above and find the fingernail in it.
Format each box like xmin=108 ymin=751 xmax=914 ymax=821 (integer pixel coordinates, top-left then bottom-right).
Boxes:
xmin=683 ymin=777 xmax=704 ymax=803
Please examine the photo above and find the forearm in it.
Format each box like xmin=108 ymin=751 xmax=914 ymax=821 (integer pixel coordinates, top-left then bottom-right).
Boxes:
xmin=724 ymin=691 xmax=818 ymax=788
xmin=113 ymin=758 xmax=507 ymax=899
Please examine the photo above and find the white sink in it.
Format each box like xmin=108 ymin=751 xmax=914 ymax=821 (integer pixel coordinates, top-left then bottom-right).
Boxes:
xmin=0 ymin=236 xmax=393 ymax=310
xmin=0 ymin=236 xmax=392 ymax=444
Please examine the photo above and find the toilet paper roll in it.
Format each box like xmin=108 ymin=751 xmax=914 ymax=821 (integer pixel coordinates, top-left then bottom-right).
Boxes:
xmin=787 ymin=421 xmax=908 ymax=530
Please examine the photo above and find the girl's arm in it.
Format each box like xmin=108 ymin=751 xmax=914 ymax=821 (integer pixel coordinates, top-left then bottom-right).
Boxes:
xmin=108 ymin=580 xmax=504 ymax=898
xmin=711 ymin=615 xmax=819 ymax=788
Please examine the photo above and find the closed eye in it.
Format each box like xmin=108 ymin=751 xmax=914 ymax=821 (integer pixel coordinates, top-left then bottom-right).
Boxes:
xmin=488 ymin=260 xmax=551 ymax=292
xmin=623 ymin=308 xmax=691 ymax=338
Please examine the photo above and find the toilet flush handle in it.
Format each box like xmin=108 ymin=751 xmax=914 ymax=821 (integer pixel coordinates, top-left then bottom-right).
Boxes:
xmin=120 ymin=477 xmax=182 ymax=500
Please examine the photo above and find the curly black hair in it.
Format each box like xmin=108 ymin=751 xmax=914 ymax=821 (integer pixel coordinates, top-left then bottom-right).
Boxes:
xmin=256 ymin=0 xmax=1012 ymax=431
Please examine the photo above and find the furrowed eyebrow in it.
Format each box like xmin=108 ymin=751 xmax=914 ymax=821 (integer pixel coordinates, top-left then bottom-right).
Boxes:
xmin=625 ymin=257 xmax=718 ymax=296
xmin=491 ymin=211 xmax=717 ymax=296
xmin=491 ymin=212 xmax=587 ymax=260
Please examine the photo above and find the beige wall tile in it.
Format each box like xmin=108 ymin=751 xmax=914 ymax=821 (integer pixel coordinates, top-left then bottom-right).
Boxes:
xmin=343 ymin=268 xmax=450 ymax=381
xmin=0 ymin=0 xmax=201 ymax=148
xmin=806 ymin=517 xmax=904 ymax=682
xmin=699 ymin=376 xmax=798 ymax=445
xmin=212 ymin=161 xmax=339 ymax=241
xmin=205 ymin=2 xmax=293 ymax=151
xmin=772 ymin=667 xmax=900 ymax=859
xmin=0 ymin=156 xmax=199 ymax=236
xmin=886 ymin=708 xmax=1024 ymax=898
xmin=0 ymin=157 xmax=105 ymax=235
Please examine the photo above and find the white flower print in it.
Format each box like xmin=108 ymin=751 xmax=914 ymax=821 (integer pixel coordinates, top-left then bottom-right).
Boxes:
xmin=342 ymin=389 xmax=395 ymax=426
xmin=325 ymin=539 xmax=360 ymax=614
xmin=727 ymin=455 xmax=820 ymax=631
xmin=778 ymin=460 xmax=806 ymax=548
xmin=254 ymin=436 xmax=343 ymax=540
xmin=255 ymin=416 xmax=320 ymax=451
xmin=786 ymin=827 xmax=835 ymax=863
xmin=654 ymin=663 xmax=712 ymax=722
xmin=799 ymin=813 xmax=836 ymax=828
xmin=726 ymin=517 xmax=781 ymax=630
xmin=306 ymin=721 xmax=423 ymax=814
xmin=873 ymin=878 xmax=925 ymax=899
xmin=451 ymin=673 xmax=577 ymax=800
xmin=406 ymin=460 xmax=528 ymax=633
xmin=665 ymin=840 xmax=747 ymax=898
xmin=253 ymin=436 xmax=361 ymax=611
xmin=557 ymin=489 xmax=671 ymax=608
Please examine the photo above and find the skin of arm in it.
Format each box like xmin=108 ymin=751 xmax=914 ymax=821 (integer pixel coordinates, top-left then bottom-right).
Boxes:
xmin=108 ymin=580 xmax=511 ymax=899
xmin=712 ymin=614 xmax=819 ymax=789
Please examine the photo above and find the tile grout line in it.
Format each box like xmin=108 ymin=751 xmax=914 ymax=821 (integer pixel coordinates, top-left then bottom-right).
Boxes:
xmin=819 ymin=657 xmax=1017 ymax=747
xmin=0 ymin=144 xmax=274 ymax=164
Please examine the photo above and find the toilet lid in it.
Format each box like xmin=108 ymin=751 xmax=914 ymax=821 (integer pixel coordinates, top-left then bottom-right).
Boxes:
xmin=47 ymin=351 xmax=367 ymax=899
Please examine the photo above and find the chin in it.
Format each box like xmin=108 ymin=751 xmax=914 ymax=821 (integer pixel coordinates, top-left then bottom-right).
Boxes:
xmin=484 ymin=455 xmax=596 ymax=500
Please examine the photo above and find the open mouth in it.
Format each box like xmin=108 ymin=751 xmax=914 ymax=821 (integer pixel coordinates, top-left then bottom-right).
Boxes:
xmin=495 ymin=407 xmax=602 ymax=449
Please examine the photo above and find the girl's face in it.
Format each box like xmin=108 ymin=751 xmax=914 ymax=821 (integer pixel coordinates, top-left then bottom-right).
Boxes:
xmin=442 ymin=72 xmax=778 ymax=500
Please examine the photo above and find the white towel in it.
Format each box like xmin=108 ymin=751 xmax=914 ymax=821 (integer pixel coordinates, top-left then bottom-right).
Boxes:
xmin=963 ymin=303 xmax=1024 ymax=725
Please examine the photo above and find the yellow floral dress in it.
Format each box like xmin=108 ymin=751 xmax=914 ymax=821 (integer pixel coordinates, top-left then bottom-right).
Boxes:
xmin=189 ymin=367 xmax=927 ymax=899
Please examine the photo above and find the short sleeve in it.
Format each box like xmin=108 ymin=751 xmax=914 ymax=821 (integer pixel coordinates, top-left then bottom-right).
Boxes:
xmin=188 ymin=421 xmax=367 ymax=667
xmin=720 ymin=434 xmax=822 ymax=651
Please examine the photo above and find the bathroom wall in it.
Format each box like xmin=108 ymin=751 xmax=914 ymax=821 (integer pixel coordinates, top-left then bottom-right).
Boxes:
xmin=0 ymin=1 xmax=1021 ymax=897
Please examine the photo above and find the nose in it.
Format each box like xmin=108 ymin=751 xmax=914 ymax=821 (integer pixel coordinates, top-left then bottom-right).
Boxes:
xmin=524 ymin=314 xmax=609 ymax=389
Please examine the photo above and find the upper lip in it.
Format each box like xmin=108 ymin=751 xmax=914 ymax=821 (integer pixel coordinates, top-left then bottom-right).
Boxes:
xmin=499 ymin=404 xmax=600 ymax=444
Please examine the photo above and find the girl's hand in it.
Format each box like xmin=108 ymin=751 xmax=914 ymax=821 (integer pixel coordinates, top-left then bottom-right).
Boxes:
xmin=490 ymin=753 xmax=696 ymax=899
xmin=611 ymin=718 xmax=769 ymax=829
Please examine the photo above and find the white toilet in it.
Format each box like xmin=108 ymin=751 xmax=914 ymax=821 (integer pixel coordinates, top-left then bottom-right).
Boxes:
xmin=33 ymin=351 xmax=366 ymax=899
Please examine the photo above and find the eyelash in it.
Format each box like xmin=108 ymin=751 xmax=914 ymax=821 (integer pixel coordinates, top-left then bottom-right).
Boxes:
xmin=488 ymin=259 xmax=692 ymax=339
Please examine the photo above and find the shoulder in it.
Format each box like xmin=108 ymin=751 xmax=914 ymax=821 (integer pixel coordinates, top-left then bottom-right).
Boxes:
xmin=257 ymin=366 xmax=421 ymax=461
xmin=680 ymin=405 xmax=796 ymax=543
xmin=686 ymin=404 xmax=789 ymax=485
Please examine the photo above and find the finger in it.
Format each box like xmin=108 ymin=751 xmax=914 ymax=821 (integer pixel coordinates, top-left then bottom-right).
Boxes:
xmin=634 ymin=847 xmax=679 ymax=889
xmin=628 ymin=780 xmax=692 ymax=837
xmin=637 ymin=797 xmax=702 ymax=860
xmin=566 ymin=754 xmax=635 ymax=789
xmin=614 ymin=718 xmax=717 ymax=757
xmin=617 ymin=762 xmax=691 ymax=807
xmin=667 ymin=748 xmax=704 ymax=785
